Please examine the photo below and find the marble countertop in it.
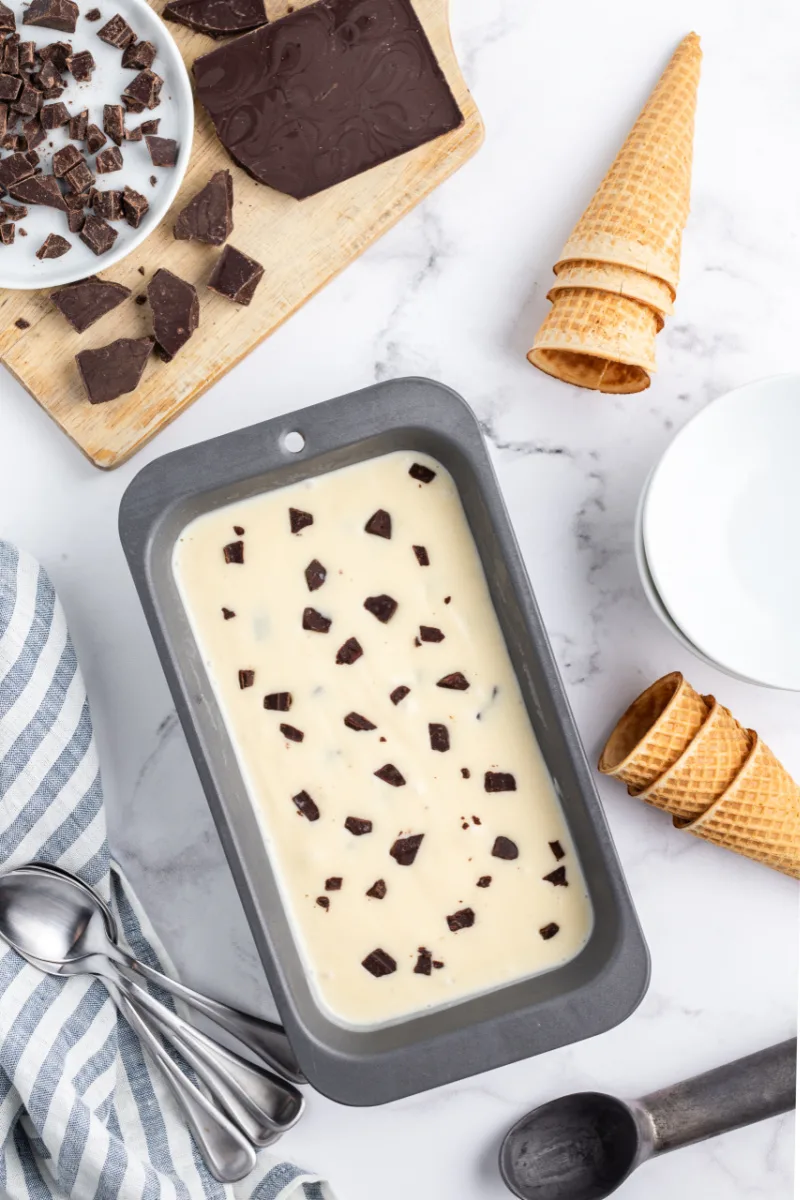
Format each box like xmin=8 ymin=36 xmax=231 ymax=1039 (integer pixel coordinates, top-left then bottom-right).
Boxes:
xmin=0 ymin=0 xmax=798 ymax=1196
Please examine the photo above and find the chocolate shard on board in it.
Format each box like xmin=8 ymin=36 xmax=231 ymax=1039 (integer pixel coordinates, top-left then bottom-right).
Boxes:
xmin=288 ymin=508 xmax=312 ymax=534
xmin=97 ymin=12 xmax=136 ymax=47
xmin=344 ymin=712 xmax=376 ymax=732
xmin=491 ymin=836 xmax=518 ymax=861
xmin=86 ymin=122 xmax=106 ymax=153
xmin=336 ymin=637 xmax=362 ymax=665
xmin=484 ymin=771 xmax=516 ymax=793
xmin=540 ymin=922 xmax=560 ymax=941
xmin=165 ymin=0 xmax=267 ymax=37
xmin=148 ymin=267 xmax=199 ymax=362
xmin=363 ymin=594 xmax=397 ymax=624
xmin=389 ymin=685 xmax=410 ymax=705
xmin=238 ymin=669 xmax=254 ymax=689
xmin=193 ymin=0 xmax=463 ymax=199
xmin=437 ymin=672 xmax=469 ymax=691
xmin=364 ymin=509 xmax=391 ymax=538
xmin=0 ymin=2 xmax=15 ymax=32
xmin=292 ymin=789 xmax=319 ymax=821
xmin=280 ymin=723 xmax=304 ymax=742
xmin=0 ymin=73 xmax=21 ymax=100
xmin=476 ymin=875 xmax=492 ymax=888
xmin=409 ymin=462 xmax=436 ymax=483
xmin=446 ymin=907 xmax=475 ymax=933
xmin=543 ymin=866 xmax=568 ymax=887
xmin=362 ymin=948 xmax=396 ymax=978
xmin=0 ymin=151 xmax=33 ymax=189
xmin=428 ymin=723 xmax=450 ymax=753
xmin=366 ymin=879 xmax=386 ymax=900
xmin=304 ymin=558 xmax=326 ymax=592
xmin=121 ymin=184 xmax=148 ymax=227
xmin=315 ymin=895 xmax=329 ymax=910
xmin=35 ymin=232 xmax=70 ymax=258
xmin=50 ymin=276 xmax=130 ymax=332
xmin=223 ymin=539 xmax=244 ymax=564
xmin=325 ymin=877 xmax=341 ymax=891
xmin=76 ymin=336 xmax=153 ymax=404
xmin=264 ymin=692 xmax=291 ymax=711
xmin=389 ymin=833 xmax=423 ymax=865
xmin=302 ymin=606 xmax=331 ymax=633
xmin=174 ymin=168 xmax=233 ymax=245
xmin=122 ymin=67 xmax=162 ymax=109
xmin=9 ymin=174 xmax=67 ymax=209
xmin=414 ymin=948 xmax=432 ymax=976
xmin=95 ymin=146 xmax=123 ymax=173
xmin=92 ymin=189 xmax=122 ymax=221
xmin=420 ymin=625 xmax=444 ymax=643
xmin=549 ymin=840 xmax=566 ymax=861
xmin=79 ymin=214 xmax=118 ymax=254
xmin=67 ymin=48 xmax=94 ymax=80
xmin=208 ymin=243 xmax=263 ymax=305
xmin=412 ymin=545 xmax=429 ymax=566
xmin=145 ymin=134 xmax=177 ymax=166
xmin=344 ymin=816 xmax=372 ymax=836
xmin=23 ymin=0 xmax=78 ymax=34
xmin=52 ymin=143 xmax=83 ymax=177
xmin=121 ymin=39 xmax=155 ymax=69
xmin=375 ymin=763 xmax=405 ymax=787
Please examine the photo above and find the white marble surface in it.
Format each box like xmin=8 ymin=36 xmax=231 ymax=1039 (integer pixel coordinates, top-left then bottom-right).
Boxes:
xmin=0 ymin=0 xmax=798 ymax=1196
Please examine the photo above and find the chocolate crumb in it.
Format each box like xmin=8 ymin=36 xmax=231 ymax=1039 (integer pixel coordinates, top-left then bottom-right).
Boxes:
xmin=280 ymin=723 xmax=304 ymax=742
xmin=85 ymin=7 xmax=101 ymax=17
xmin=366 ymin=879 xmax=386 ymax=899
xmin=414 ymin=948 xmax=432 ymax=975
xmin=325 ymin=877 xmax=342 ymax=891
xmin=461 ymin=768 xmax=470 ymax=779
xmin=345 ymin=816 xmax=372 ymax=836
xmin=446 ymin=907 xmax=475 ymax=932
xmin=437 ymin=672 xmax=469 ymax=690
xmin=292 ymin=789 xmax=319 ymax=821
xmin=302 ymin=607 xmax=331 ymax=633
xmin=429 ymin=723 xmax=449 ymax=752
xmin=363 ymin=594 xmax=397 ymax=623
xmin=315 ymin=896 xmax=329 ymax=910
xmin=472 ymin=815 xmax=481 ymax=825
xmin=14 ymin=318 xmax=30 ymax=330
xmin=264 ymin=692 xmax=291 ymax=711
xmin=364 ymin=509 xmax=391 ymax=539
xmin=362 ymin=949 xmax=396 ymax=977
xmin=444 ymin=596 xmax=451 ymax=604
xmin=476 ymin=876 xmax=492 ymax=888
xmin=543 ymin=866 xmax=568 ymax=887
xmin=223 ymin=540 xmax=244 ymax=564
xmin=222 ymin=607 xmax=235 ymax=619
xmin=305 ymin=559 xmax=326 ymax=591
xmin=461 ymin=822 xmax=469 ymax=829
xmin=389 ymin=833 xmax=423 ymax=865
xmin=420 ymin=626 xmax=444 ymax=643
xmin=238 ymin=669 xmax=254 ymax=689
xmin=390 ymin=685 xmax=410 ymax=705
xmin=336 ymin=637 xmax=362 ymax=665
xmin=412 ymin=545 xmax=429 ymax=566
xmin=232 ymin=525 xmax=244 ymax=536
xmin=485 ymin=771 xmax=516 ymax=792
xmin=549 ymin=840 xmax=565 ymax=861
xmin=135 ymin=295 xmax=147 ymax=305
xmin=432 ymin=960 xmax=444 ymax=969
xmin=540 ymin=922 xmax=560 ymax=940
xmin=149 ymin=173 xmax=156 ymax=185
xmin=409 ymin=463 xmax=436 ymax=484
xmin=289 ymin=507 xmax=312 ymax=533
xmin=492 ymin=836 xmax=518 ymax=860
xmin=375 ymin=763 xmax=405 ymax=787
xmin=344 ymin=712 xmax=376 ymax=732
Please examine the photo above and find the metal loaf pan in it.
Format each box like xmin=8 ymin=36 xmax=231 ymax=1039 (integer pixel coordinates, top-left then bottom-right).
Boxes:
xmin=119 ymin=378 xmax=649 ymax=1105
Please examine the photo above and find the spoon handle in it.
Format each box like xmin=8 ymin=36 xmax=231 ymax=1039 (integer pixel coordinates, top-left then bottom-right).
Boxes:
xmin=639 ymin=1037 xmax=797 ymax=1156
xmin=118 ymin=974 xmax=304 ymax=1147
xmin=113 ymin=951 xmax=304 ymax=1084
xmin=114 ymin=988 xmax=257 ymax=1182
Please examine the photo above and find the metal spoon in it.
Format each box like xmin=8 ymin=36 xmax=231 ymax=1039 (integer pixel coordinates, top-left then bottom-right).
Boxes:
xmin=0 ymin=867 xmax=304 ymax=1142
xmin=499 ymin=1039 xmax=796 ymax=1200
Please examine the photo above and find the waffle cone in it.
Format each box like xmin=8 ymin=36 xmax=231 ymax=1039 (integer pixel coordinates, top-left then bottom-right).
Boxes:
xmin=555 ymin=33 xmax=702 ymax=293
xmin=632 ymin=699 xmax=751 ymax=821
xmin=677 ymin=734 xmax=800 ymax=880
xmin=549 ymin=260 xmax=674 ymax=328
xmin=528 ymin=287 xmax=658 ymax=394
xmin=598 ymin=672 xmax=709 ymax=792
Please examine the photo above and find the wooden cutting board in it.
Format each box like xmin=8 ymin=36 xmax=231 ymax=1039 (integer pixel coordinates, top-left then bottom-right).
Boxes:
xmin=0 ymin=0 xmax=483 ymax=469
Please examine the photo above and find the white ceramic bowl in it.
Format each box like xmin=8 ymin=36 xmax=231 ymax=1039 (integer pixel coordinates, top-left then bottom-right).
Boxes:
xmin=0 ymin=0 xmax=193 ymax=289
xmin=642 ymin=375 xmax=800 ymax=692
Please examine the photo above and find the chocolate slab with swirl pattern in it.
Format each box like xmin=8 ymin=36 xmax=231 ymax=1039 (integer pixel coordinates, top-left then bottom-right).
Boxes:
xmin=193 ymin=0 xmax=463 ymax=200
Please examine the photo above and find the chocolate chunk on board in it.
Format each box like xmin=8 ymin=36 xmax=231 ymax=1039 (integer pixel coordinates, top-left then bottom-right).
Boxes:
xmin=336 ymin=637 xmax=362 ymax=665
xmin=52 ymin=143 xmax=84 ymax=177
xmin=543 ymin=866 xmax=568 ymax=887
xmin=289 ymin=507 xmax=312 ymax=533
xmin=148 ymin=267 xmax=199 ymax=362
xmin=23 ymin=0 xmax=78 ymax=34
xmin=165 ymin=0 xmax=267 ymax=37
xmin=67 ymin=48 xmax=94 ymax=80
xmin=419 ymin=626 xmax=444 ymax=643
xmin=207 ymin=243 xmax=263 ymax=305
xmin=264 ymin=692 xmax=291 ymax=711
xmin=302 ymin=607 xmax=331 ymax=633
xmin=145 ymin=133 xmax=177 ymax=166
xmin=344 ymin=712 xmax=376 ymax=732
xmin=363 ymin=594 xmax=397 ymax=624
xmin=389 ymin=833 xmax=423 ymax=865
xmin=484 ymin=771 xmax=516 ymax=793
xmin=97 ymin=12 xmax=135 ymax=47
xmin=292 ymin=789 xmax=319 ymax=821
xmin=174 ymin=168 xmax=233 ymax=245
xmin=0 ymin=74 xmax=22 ymax=101
xmin=325 ymin=877 xmax=341 ymax=891
xmin=193 ymin=0 xmax=463 ymax=199
xmin=103 ymin=103 xmax=124 ymax=145
xmin=364 ymin=509 xmax=390 ymax=539
xmin=390 ymin=685 xmax=410 ymax=705
xmin=122 ymin=67 xmax=162 ymax=109
xmin=375 ymin=763 xmax=405 ymax=787
xmin=35 ymin=232 xmax=70 ymax=258
xmin=304 ymin=558 xmax=326 ymax=591
xmin=344 ymin=816 xmax=371 ymax=836
xmin=95 ymin=146 xmax=123 ymax=173
xmin=223 ymin=539 xmax=243 ymax=563
xmin=414 ymin=948 xmax=432 ymax=976
xmin=549 ymin=840 xmax=566 ymax=861
xmin=92 ymin=189 xmax=122 ymax=220
xmin=539 ymin=922 xmax=560 ymax=940
xmin=428 ymin=723 xmax=450 ymax=752
xmin=437 ymin=672 xmax=469 ymax=691
xmin=446 ymin=907 xmax=475 ymax=933
xmin=79 ymin=213 xmax=118 ymax=254
xmin=476 ymin=875 xmax=492 ymax=888
xmin=280 ymin=723 xmax=304 ymax=742
xmin=362 ymin=949 xmax=396 ymax=978
xmin=76 ymin=336 xmax=153 ymax=404
xmin=238 ymin=669 xmax=254 ymax=689
xmin=0 ymin=151 xmax=33 ymax=189
xmin=491 ymin=836 xmax=518 ymax=860
xmin=50 ymin=275 xmax=130 ymax=332
xmin=86 ymin=122 xmax=106 ymax=153
xmin=9 ymin=174 xmax=67 ymax=209
xmin=366 ymin=879 xmax=386 ymax=900
xmin=412 ymin=545 xmax=429 ymax=566
xmin=410 ymin=462 xmax=437 ymax=483
xmin=121 ymin=39 xmax=155 ymax=69
xmin=121 ymin=184 xmax=148 ymax=227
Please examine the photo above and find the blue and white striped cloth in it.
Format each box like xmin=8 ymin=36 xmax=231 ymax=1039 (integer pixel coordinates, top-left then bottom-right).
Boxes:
xmin=0 ymin=541 xmax=334 ymax=1200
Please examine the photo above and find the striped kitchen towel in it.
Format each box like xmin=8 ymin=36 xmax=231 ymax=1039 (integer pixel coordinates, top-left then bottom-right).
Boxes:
xmin=0 ymin=540 xmax=335 ymax=1200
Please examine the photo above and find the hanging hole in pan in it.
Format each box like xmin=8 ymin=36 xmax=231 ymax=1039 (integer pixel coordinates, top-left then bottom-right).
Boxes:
xmin=283 ymin=431 xmax=305 ymax=454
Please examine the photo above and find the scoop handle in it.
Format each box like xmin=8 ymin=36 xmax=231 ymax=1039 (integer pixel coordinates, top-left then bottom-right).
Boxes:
xmin=639 ymin=1038 xmax=796 ymax=1156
